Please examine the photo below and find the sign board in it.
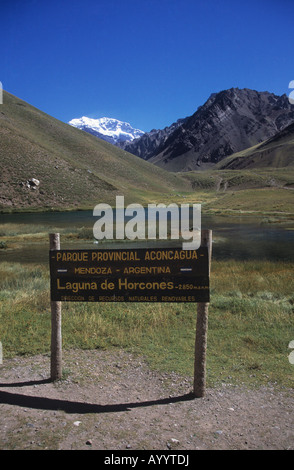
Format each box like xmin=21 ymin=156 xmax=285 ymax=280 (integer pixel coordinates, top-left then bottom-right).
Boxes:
xmin=50 ymin=247 xmax=209 ymax=302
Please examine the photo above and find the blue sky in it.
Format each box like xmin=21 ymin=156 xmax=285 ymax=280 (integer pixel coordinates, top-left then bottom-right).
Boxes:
xmin=2 ymin=0 xmax=294 ymax=132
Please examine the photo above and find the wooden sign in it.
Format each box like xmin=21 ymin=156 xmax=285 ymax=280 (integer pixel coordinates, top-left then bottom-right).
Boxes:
xmin=49 ymin=247 xmax=209 ymax=302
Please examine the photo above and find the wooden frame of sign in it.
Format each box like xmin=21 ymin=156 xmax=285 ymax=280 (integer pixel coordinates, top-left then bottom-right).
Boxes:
xmin=49 ymin=230 xmax=212 ymax=397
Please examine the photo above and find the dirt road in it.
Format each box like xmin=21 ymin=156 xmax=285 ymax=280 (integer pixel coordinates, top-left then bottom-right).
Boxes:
xmin=0 ymin=349 xmax=293 ymax=450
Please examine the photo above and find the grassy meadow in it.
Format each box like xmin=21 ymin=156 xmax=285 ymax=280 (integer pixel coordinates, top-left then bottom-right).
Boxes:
xmin=182 ymin=167 xmax=294 ymax=217
xmin=0 ymin=237 xmax=293 ymax=389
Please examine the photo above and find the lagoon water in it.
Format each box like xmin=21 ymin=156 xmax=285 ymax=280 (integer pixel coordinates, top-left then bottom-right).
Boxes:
xmin=0 ymin=210 xmax=294 ymax=264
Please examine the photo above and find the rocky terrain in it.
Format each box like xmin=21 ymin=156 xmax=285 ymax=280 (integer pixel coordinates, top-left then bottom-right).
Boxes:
xmin=120 ymin=118 xmax=188 ymax=160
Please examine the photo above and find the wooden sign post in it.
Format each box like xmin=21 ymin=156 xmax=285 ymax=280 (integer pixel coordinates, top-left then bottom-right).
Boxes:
xmin=49 ymin=230 xmax=212 ymax=394
xmin=49 ymin=233 xmax=62 ymax=381
xmin=193 ymin=229 xmax=212 ymax=397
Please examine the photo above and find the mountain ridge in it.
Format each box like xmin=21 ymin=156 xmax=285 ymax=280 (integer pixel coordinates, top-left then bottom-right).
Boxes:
xmin=123 ymin=88 xmax=294 ymax=171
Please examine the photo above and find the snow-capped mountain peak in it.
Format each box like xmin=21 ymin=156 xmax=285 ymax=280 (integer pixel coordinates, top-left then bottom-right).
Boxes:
xmin=68 ymin=116 xmax=145 ymax=146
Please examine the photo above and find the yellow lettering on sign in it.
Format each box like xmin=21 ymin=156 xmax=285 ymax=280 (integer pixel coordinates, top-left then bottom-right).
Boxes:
xmin=123 ymin=266 xmax=171 ymax=274
xmin=144 ymin=250 xmax=197 ymax=261
xmin=91 ymin=251 xmax=140 ymax=262
xmin=74 ymin=267 xmax=112 ymax=275
xmin=57 ymin=279 xmax=97 ymax=293
xmin=56 ymin=252 xmax=88 ymax=262
xmin=118 ymin=278 xmax=174 ymax=291
xmin=129 ymin=296 xmax=158 ymax=301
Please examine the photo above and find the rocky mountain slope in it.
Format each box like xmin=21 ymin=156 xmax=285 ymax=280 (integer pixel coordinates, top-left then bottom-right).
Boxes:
xmin=217 ymin=121 xmax=294 ymax=170
xmin=125 ymin=88 xmax=294 ymax=172
xmin=120 ymin=118 xmax=187 ymax=160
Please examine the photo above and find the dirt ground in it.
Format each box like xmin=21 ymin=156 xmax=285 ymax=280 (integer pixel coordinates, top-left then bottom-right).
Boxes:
xmin=0 ymin=349 xmax=293 ymax=451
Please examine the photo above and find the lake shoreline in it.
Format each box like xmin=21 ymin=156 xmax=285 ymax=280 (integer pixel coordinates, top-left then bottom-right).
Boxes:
xmin=1 ymin=209 xmax=294 ymax=264
xmin=1 ymin=206 xmax=294 ymax=224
